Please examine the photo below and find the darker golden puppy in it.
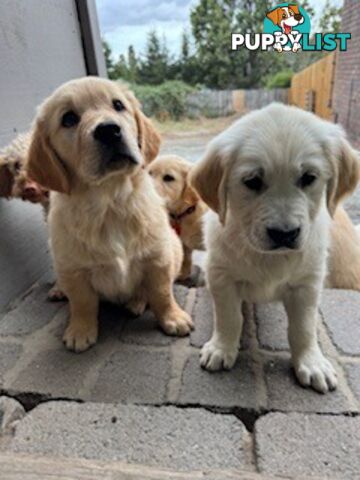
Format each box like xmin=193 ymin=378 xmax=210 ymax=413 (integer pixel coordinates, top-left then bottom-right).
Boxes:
xmin=26 ymin=77 xmax=193 ymax=352
xmin=148 ymin=154 xmax=207 ymax=280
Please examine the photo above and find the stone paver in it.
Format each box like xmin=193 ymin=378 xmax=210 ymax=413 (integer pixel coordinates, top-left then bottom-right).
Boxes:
xmin=190 ymin=288 xmax=252 ymax=349
xmin=345 ymin=363 xmax=360 ymax=402
xmin=178 ymin=352 xmax=257 ymax=408
xmin=0 ymin=275 xmax=359 ymax=476
xmin=9 ymin=347 xmax=101 ymax=399
xmin=0 ymin=396 xmax=25 ymax=436
xmin=121 ymin=285 xmax=189 ymax=346
xmin=321 ymin=289 xmax=360 ymax=356
xmin=0 ymin=284 xmax=65 ymax=337
xmin=7 ymin=402 xmax=249 ymax=471
xmin=264 ymin=357 xmax=352 ymax=413
xmin=91 ymin=346 xmax=171 ymax=403
xmin=255 ymin=412 xmax=360 ymax=479
xmin=255 ymin=303 xmax=289 ymax=351
xmin=0 ymin=343 xmax=22 ymax=383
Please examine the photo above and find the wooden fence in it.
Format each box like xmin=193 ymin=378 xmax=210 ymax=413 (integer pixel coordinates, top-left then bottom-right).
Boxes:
xmin=233 ymin=88 xmax=289 ymax=111
xmin=186 ymin=89 xmax=235 ymax=118
xmin=186 ymin=88 xmax=289 ymax=117
xmin=290 ymin=53 xmax=336 ymax=120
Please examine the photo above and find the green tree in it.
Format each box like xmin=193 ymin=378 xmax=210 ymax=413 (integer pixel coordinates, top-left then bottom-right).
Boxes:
xmin=102 ymin=40 xmax=116 ymax=79
xmin=190 ymin=0 xmax=236 ymax=88
xmin=318 ymin=0 xmax=342 ymax=33
xmin=112 ymin=54 xmax=129 ymax=81
xmin=191 ymin=0 xmax=285 ymax=88
xmin=138 ymin=30 xmax=171 ymax=85
xmin=177 ymin=30 xmax=200 ymax=85
xmin=298 ymin=0 xmax=315 ymax=18
xmin=127 ymin=45 xmax=138 ymax=83
xmin=181 ymin=30 xmax=190 ymax=62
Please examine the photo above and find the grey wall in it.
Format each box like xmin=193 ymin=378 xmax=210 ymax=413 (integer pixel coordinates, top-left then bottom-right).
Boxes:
xmin=0 ymin=0 xmax=88 ymax=146
xmin=0 ymin=0 xmax=104 ymax=312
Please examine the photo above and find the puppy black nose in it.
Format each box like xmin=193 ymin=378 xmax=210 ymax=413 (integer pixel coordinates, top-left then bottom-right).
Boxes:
xmin=93 ymin=122 xmax=121 ymax=146
xmin=294 ymin=13 xmax=302 ymax=21
xmin=267 ymin=227 xmax=300 ymax=249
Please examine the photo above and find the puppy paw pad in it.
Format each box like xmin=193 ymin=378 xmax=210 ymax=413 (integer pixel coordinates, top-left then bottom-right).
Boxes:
xmin=63 ymin=326 xmax=97 ymax=353
xmin=200 ymin=340 xmax=238 ymax=371
xmin=161 ymin=312 xmax=193 ymax=337
xmin=295 ymin=351 xmax=338 ymax=393
xmin=48 ymin=288 xmax=67 ymax=302
xmin=126 ymin=298 xmax=147 ymax=316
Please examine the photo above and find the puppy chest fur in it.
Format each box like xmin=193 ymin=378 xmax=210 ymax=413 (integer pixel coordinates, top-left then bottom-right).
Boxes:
xmin=50 ymin=174 xmax=174 ymax=303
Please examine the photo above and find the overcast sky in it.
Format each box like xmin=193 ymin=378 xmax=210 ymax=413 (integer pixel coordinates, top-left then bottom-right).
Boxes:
xmin=95 ymin=0 xmax=343 ymax=60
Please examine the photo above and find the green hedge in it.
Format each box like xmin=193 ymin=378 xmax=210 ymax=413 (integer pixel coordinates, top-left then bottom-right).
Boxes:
xmin=266 ymin=70 xmax=293 ymax=89
xmin=131 ymin=81 xmax=195 ymax=121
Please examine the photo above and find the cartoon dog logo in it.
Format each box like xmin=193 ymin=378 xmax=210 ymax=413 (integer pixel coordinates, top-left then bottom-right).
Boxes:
xmin=266 ymin=4 xmax=304 ymax=52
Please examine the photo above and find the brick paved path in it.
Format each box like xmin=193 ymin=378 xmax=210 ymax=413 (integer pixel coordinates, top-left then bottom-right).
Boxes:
xmin=0 ymin=280 xmax=359 ymax=478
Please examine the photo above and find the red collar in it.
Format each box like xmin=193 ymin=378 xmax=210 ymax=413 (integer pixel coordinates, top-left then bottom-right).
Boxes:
xmin=170 ymin=204 xmax=196 ymax=222
xmin=170 ymin=205 xmax=196 ymax=236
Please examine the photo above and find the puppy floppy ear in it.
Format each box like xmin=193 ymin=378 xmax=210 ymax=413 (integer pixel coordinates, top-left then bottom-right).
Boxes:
xmin=183 ymin=171 xmax=200 ymax=206
xmin=0 ymin=160 xmax=14 ymax=198
xmin=326 ymin=134 xmax=360 ymax=216
xmin=289 ymin=4 xmax=300 ymax=15
xmin=26 ymin=121 xmax=71 ymax=194
xmin=135 ymin=109 xmax=161 ymax=164
xmin=123 ymin=87 xmax=161 ymax=164
xmin=190 ymin=145 xmax=232 ymax=224
xmin=266 ymin=8 xmax=281 ymax=25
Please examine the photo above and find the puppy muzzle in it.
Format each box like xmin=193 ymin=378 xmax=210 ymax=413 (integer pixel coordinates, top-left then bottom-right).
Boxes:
xmin=93 ymin=121 xmax=139 ymax=170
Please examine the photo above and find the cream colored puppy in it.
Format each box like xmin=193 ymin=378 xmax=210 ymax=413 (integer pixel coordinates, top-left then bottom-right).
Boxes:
xmin=147 ymin=155 xmax=207 ymax=280
xmin=190 ymin=103 xmax=359 ymax=393
xmin=26 ymin=77 xmax=193 ymax=352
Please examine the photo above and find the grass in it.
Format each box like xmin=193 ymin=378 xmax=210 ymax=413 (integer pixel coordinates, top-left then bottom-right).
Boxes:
xmin=152 ymin=113 xmax=242 ymax=137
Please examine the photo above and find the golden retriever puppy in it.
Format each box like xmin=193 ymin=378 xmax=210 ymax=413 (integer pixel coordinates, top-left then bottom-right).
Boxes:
xmin=26 ymin=77 xmax=193 ymax=352
xmin=147 ymin=155 xmax=208 ymax=280
xmin=327 ymin=206 xmax=360 ymax=290
xmin=190 ymin=103 xmax=360 ymax=393
xmin=0 ymin=132 xmax=49 ymax=206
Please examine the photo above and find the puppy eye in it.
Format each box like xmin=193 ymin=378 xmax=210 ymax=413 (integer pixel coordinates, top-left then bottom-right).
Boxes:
xmin=113 ymin=99 xmax=125 ymax=112
xmin=163 ymin=174 xmax=175 ymax=182
xmin=243 ymin=176 xmax=264 ymax=192
xmin=282 ymin=13 xmax=287 ymax=18
xmin=299 ymin=172 xmax=317 ymax=188
xmin=61 ymin=111 xmax=80 ymax=128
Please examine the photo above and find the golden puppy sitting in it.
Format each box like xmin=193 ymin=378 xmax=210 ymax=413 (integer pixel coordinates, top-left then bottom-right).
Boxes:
xmin=26 ymin=77 xmax=193 ymax=352
xmin=148 ymin=155 xmax=208 ymax=280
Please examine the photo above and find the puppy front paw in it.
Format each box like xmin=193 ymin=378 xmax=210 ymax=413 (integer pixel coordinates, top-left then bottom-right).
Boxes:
xmin=200 ymin=339 xmax=238 ymax=371
xmin=48 ymin=284 xmax=67 ymax=302
xmin=294 ymin=349 xmax=338 ymax=393
xmin=126 ymin=297 xmax=147 ymax=316
xmin=160 ymin=309 xmax=193 ymax=336
xmin=63 ymin=322 xmax=98 ymax=353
